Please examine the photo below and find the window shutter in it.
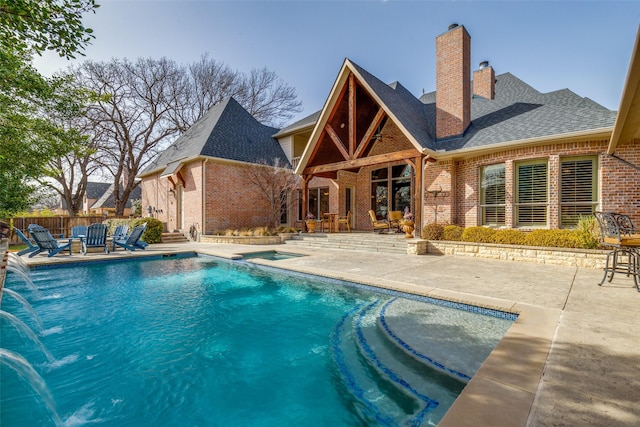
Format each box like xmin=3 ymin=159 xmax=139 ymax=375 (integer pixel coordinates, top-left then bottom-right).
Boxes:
xmin=481 ymin=164 xmax=505 ymax=225
xmin=560 ymin=158 xmax=596 ymax=227
xmin=517 ymin=162 xmax=547 ymax=226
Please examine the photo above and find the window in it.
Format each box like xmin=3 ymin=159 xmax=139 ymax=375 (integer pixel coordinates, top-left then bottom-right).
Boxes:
xmin=371 ymin=165 xmax=412 ymax=219
xmin=308 ymin=187 xmax=329 ymax=219
xmin=516 ymin=160 xmax=548 ymax=227
xmin=480 ymin=164 xmax=505 ymax=226
xmin=279 ymin=190 xmax=288 ymax=224
xmin=560 ymin=157 xmax=597 ymax=227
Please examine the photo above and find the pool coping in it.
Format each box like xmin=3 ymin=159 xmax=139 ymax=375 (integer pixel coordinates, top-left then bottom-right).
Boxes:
xmin=10 ymin=246 xmax=559 ymax=426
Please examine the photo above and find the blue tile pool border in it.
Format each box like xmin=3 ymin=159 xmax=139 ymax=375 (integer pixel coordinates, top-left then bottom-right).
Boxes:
xmin=28 ymin=251 xmax=199 ymax=270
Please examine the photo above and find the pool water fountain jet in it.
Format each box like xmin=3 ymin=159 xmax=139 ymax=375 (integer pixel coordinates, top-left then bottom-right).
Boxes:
xmin=0 ymin=348 xmax=63 ymax=426
xmin=6 ymin=265 xmax=40 ymax=294
xmin=2 ymin=288 xmax=45 ymax=332
xmin=7 ymin=252 xmax=31 ymax=275
xmin=0 ymin=310 xmax=55 ymax=363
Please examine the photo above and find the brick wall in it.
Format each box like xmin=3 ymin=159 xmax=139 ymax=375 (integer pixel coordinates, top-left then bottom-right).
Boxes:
xmin=436 ymin=24 xmax=471 ymax=139
xmin=421 ymin=138 xmax=640 ymax=229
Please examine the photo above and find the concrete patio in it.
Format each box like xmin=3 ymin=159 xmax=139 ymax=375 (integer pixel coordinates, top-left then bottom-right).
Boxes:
xmin=14 ymin=241 xmax=640 ymax=426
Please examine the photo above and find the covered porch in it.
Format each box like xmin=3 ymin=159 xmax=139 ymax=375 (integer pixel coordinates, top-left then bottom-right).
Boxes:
xmin=295 ymin=60 xmax=427 ymax=234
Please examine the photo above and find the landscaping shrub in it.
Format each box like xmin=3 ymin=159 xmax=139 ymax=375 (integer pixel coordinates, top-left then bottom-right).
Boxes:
xmin=104 ymin=218 xmax=131 ymax=236
xmin=442 ymin=225 xmax=464 ymax=241
xmin=131 ymin=217 xmax=164 ymax=243
xmin=421 ymin=222 xmax=444 ymax=240
xmin=492 ymin=229 xmax=527 ymax=245
xmin=575 ymin=215 xmax=600 ymax=249
xmin=461 ymin=226 xmax=496 ymax=243
xmin=523 ymin=229 xmax=583 ymax=248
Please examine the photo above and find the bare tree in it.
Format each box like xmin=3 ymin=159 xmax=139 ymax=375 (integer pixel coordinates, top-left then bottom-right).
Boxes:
xmin=73 ymin=57 xmax=186 ymax=215
xmin=243 ymin=158 xmax=301 ymax=228
xmin=236 ymin=67 xmax=302 ymax=128
xmin=71 ymin=55 xmax=302 ymax=215
xmin=173 ymin=55 xmax=302 ymax=130
xmin=171 ymin=54 xmax=241 ymax=132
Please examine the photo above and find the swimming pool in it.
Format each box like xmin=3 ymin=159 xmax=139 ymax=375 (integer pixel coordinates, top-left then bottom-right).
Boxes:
xmin=1 ymin=254 xmax=514 ymax=426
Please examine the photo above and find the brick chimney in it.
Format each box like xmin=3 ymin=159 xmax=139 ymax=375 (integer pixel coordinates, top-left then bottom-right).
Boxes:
xmin=473 ymin=61 xmax=495 ymax=99
xmin=436 ymin=23 xmax=471 ymax=140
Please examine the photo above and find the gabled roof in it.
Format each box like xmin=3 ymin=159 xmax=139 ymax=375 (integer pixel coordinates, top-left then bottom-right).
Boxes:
xmin=295 ymin=58 xmax=432 ymax=173
xmin=139 ymin=97 xmax=289 ymax=177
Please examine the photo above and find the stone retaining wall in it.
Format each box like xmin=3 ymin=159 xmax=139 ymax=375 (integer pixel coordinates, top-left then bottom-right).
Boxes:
xmin=407 ymin=239 xmax=607 ymax=268
xmin=200 ymin=233 xmax=298 ymax=245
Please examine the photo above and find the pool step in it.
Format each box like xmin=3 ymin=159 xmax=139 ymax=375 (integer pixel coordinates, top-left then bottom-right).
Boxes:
xmin=355 ymin=301 xmax=461 ymax=426
xmin=330 ymin=303 xmax=419 ymax=426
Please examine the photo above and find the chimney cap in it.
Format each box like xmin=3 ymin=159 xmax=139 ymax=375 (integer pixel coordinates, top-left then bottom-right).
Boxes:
xmin=479 ymin=61 xmax=489 ymax=69
xmin=448 ymin=23 xmax=459 ymax=30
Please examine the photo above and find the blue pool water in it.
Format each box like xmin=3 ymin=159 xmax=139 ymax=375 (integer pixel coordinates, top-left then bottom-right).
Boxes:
xmin=1 ymin=255 xmax=514 ymax=426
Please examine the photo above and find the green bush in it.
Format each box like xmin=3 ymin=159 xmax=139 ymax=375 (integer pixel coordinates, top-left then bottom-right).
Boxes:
xmin=104 ymin=218 xmax=131 ymax=236
xmin=131 ymin=217 xmax=164 ymax=243
xmin=461 ymin=226 xmax=496 ymax=243
xmin=421 ymin=222 xmax=444 ymax=240
xmin=442 ymin=225 xmax=464 ymax=241
xmin=574 ymin=215 xmax=600 ymax=249
xmin=492 ymin=229 xmax=527 ymax=245
xmin=523 ymin=229 xmax=583 ymax=249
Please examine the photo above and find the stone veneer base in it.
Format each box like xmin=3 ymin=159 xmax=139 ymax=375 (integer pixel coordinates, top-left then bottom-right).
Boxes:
xmin=406 ymin=239 xmax=607 ymax=269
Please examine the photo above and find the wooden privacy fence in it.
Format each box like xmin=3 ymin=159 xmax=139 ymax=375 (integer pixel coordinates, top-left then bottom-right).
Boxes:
xmin=4 ymin=216 xmax=126 ymax=245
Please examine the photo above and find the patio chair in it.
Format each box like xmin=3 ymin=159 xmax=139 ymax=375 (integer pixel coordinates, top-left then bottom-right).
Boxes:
xmin=81 ymin=223 xmax=110 ymax=255
xmin=337 ymin=211 xmax=351 ymax=232
xmin=368 ymin=210 xmax=390 ymax=233
xmin=14 ymin=228 xmax=39 ymax=256
xmin=388 ymin=210 xmax=403 ymax=233
xmin=71 ymin=225 xmax=88 ymax=238
xmin=112 ymin=224 xmax=129 ymax=241
xmin=112 ymin=223 xmax=147 ymax=251
xmin=594 ymin=211 xmax=640 ymax=291
xmin=27 ymin=224 xmax=72 ymax=258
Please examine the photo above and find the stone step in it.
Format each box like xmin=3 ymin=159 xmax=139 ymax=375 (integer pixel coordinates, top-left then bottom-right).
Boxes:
xmin=284 ymin=232 xmax=410 ymax=255
xmin=161 ymin=232 xmax=189 ymax=243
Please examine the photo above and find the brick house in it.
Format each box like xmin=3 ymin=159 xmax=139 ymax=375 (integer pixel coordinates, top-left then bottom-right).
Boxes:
xmin=138 ymin=97 xmax=294 ymax=234
xmin=139 ymin=24 xmax=639 ymax=235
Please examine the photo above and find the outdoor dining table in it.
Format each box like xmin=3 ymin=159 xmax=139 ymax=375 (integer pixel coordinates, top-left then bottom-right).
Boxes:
xmin=322 ymin=213 xmax=338 ymax=232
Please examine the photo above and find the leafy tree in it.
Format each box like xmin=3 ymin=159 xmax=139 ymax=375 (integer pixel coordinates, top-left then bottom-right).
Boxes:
xmin=0 ymin=0 xmax=98 ymax=59
xmin=0 ymin=0 xmax=98 ymax=217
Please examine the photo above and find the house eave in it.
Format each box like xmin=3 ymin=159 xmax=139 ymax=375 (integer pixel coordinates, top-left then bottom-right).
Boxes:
xmin=273 ymin=122 xmax=316 ymax=139
xmin=608 ymin=24 xmax=640 ymax=155
xmin=424 ymin=127 xmax=613 ymax=161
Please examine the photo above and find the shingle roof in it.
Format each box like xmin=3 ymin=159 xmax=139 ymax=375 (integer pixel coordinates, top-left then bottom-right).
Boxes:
xmin=274 ymin=110 xmax=320 ymax=137
xmin=349 ymin=60 xmax=435 ymax=147
xmin=91 ymin=185 xmax=141 ymax=209
xmin=289 ymin=65 xmax=614 ymax=157
xmin=139 ymin=97 xmax=289 ymax=176
xmin=86 ymin=182 xmax=111 ymax=200
xmin=418 ymin=72 xmax=616 ymax=151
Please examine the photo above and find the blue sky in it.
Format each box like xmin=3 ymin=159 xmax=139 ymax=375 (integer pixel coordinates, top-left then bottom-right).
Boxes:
xmin=35 ymin=1 xmax=640 ymax=123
